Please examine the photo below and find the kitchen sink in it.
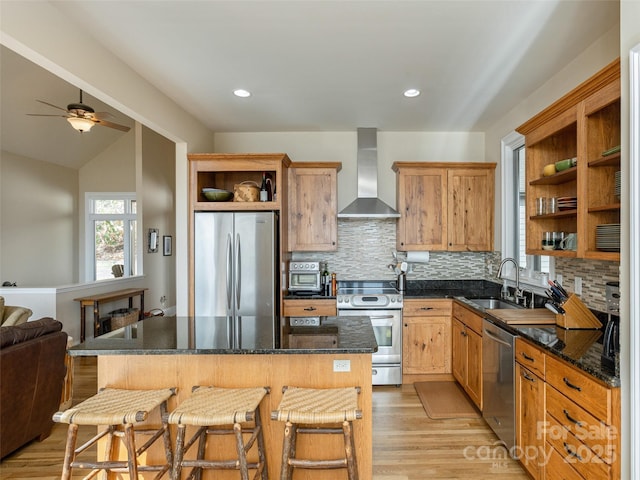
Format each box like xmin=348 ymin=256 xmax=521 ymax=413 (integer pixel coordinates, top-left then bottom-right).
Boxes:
xmin=463 ymin=298 xmax=522 ymax=310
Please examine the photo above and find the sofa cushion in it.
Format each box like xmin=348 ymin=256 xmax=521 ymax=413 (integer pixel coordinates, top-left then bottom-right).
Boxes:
xmin=0 ymin=318 xmax=62 ymax=348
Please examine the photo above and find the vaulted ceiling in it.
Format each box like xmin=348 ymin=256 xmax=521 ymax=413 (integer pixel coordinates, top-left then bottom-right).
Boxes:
xmin=1 ymin=1 xmax=619 ymax=169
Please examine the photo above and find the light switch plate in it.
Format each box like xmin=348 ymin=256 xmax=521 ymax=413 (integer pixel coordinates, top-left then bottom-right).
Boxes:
xmin=574 ymin=276 xmax=582 ymax=295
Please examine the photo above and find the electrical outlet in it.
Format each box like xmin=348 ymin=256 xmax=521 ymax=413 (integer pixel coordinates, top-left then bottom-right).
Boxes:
xmin=160 ymin=295 xmax=167 ymax=308
xmin=556 ymin=274 xmax=563 ymax=285
xmin=574 ymin=276 xmax=582 ymax=295
xmin=333 ymin=359 xmax=351 ymax=372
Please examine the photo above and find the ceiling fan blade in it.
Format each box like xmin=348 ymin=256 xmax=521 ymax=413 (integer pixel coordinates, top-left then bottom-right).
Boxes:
xmin=94 ymin=118 xmax=131 ymax=132
xmin=36 ymin=99 xmax=69 ymax=112
xmin=92 ymin=111 xmax=115 ymax=120
xmin=27 ymin=113 xmax=69 ymax=117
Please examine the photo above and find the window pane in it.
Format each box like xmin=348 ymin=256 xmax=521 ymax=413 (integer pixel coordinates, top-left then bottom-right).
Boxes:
xmin=95 ymin=199 xmax=125 ymax=214
xmin=130 ymin=200 xmax=137 ymax=214
xmin=94 ymin=220 xmax=124 ymax=280
xmin=129 ymin=220 xmax=138 ymax=276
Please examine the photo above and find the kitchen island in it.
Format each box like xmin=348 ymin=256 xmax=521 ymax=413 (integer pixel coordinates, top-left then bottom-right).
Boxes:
xmin=69 ymin=315 xmax=377 ymax=479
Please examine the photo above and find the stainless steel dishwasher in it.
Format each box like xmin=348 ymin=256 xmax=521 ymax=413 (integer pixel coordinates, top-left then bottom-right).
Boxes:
xmin=482 ymin=319 xmax=518 ymax=452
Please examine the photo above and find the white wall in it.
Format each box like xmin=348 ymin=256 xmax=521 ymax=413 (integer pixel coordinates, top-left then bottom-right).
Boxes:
xmin=0 ymin=151 xmax=78 ymax=286
xmin=142 ymin=126 xmax=176 ymax=312
xmin=214 ymin=131 xmax=485 ymax=212
xmin=619 ymin=1 xmax=640 ymax=478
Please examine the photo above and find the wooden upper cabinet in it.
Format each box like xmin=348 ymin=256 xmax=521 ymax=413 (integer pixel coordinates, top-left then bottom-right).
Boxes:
xmin=395 ymin=166 xmax=447 ymax=250
xmin=287 ymin=162 xmax=341 ymax=252
xmin=393 ymin=162 xmax=496 ymax=251
xmin=447 ymin=167 xmax=495 ymax=251
xmin=516 ymin=58 xmax=620 ymax=262
xmin=188 ymin=153 xmax=291 ymax=211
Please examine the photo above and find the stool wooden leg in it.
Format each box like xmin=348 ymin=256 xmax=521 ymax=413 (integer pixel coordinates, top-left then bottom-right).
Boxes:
xmin=233 ymin=423 xmax=250 ymax=480
xmin=194 ymin=426 xmax=207 ymax=480
xmin=280 ymin=421 xmax=297 ymax=480
xmin=171 ymin=425 xmax=186 ymax=480
xmin=160 ymin=402 xmax=174 ymax=470
xmin=123 ymin=423 xmax=139 ymax=479
xmin=255 ymin=408 xmax=268 ymax=480
xmin=343 ymin=420 xmax=359 ymax=480
xmin=61 ymin=424 xmax=78 ymax=480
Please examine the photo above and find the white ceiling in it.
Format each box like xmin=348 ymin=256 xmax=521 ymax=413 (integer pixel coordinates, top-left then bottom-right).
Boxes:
xmin=1 ymin=1 xmax=619 ymax=168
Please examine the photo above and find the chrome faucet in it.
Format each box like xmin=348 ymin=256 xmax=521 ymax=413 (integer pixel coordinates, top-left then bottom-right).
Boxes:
xmin=497 ymin=257 xmax=524 ymax=303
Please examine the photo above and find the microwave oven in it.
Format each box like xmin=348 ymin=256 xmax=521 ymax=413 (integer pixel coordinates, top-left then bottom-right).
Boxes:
xmin=288 ymin=261 xmax=321 ymax=293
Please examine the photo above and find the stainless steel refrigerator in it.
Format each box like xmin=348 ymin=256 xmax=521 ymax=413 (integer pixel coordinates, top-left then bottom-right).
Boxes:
xmin=194 ymin=212 xmax=278 ymax=346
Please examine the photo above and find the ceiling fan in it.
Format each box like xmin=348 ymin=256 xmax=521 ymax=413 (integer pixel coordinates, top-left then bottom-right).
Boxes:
xmin=27 ymin=89 xmax=131 ymax=133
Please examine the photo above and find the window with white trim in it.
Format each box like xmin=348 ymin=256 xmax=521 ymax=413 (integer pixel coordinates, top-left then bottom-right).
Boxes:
xmin=502 ymin=133 xmax=550 ymax=281
xmin=86 ymin=193 xmax=138 ymax=281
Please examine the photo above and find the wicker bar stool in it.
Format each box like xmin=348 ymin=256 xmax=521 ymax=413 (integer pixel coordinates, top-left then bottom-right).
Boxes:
xmin=271 ymin=386 xmax=362 ymax=480
xmin=53 ymin=387 xmax=176 ymax=480
xmin=167 ymin=386 xmax=270 ymax=480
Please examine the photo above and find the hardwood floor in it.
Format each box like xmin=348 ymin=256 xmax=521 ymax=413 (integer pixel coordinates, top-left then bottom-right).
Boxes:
xmin=0 ymin=357 xmax=527 ymax=479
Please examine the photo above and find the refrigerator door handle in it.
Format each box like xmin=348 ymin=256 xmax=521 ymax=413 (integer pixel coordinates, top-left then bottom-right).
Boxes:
xmin=235 ymin=233 xmax=241 ymax=310
xmin=226 ymin=233 xmax=233 ymax=311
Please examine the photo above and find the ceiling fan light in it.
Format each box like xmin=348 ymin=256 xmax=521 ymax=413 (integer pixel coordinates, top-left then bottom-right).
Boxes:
xmin=67 ymin=116 xmax=94 ymax=132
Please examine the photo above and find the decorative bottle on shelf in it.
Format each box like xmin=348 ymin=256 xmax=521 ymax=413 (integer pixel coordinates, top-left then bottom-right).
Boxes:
xmin=260 ymin=172 xmax=269 ymax=202
xmin=331 ymin=272 xmax=337 ymax=297
xmin=322 ymin=262 xmax=330 ymax=296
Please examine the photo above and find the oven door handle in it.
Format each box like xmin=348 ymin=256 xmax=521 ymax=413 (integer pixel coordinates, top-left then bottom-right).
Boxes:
xmin=368 ymin=315 xmax=396 ymax=321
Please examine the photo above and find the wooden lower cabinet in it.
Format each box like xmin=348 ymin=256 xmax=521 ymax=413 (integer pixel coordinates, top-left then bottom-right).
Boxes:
xmin=402 ymin=299 xmax=452 ymax=381
xmin=282 ymin=298 xmax=337 ymax=317
xmin=515 ymin=362 xmax=545 ymax=479
xmin=514 ymin=338 xmax=620 ymax=480
xmin=451 ymin=303 xmax=482 ymax=410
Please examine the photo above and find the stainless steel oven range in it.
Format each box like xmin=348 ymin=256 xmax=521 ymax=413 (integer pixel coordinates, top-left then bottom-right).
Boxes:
xmin=337 ymin=280 xmax=403 ymax=386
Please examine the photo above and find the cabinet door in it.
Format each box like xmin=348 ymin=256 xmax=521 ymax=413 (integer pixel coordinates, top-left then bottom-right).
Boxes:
xmin=516 ymin=364 xmax=545 ymax=480
xmin=288 ymin=166 xmax=338 ymax=251
xmin=447 ymin=168 xmax=494 ymax=251
xmin=403 ymin=316 xmax=451 ymax=374
xmin=466 ymin=328 xmax=483 ymax=410
xmin=451 ymin=317 xmax=467 ymax=385
xmin=396 ymin=168 xmax=447 ymax=251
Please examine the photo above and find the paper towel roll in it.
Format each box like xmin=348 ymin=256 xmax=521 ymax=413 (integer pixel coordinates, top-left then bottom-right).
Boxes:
xmin=406 ymin=251 xmax=430 ymax=263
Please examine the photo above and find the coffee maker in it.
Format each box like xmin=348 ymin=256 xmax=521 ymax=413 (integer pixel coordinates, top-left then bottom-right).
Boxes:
xmin=601 ymin=281 xmax=620 ymax=371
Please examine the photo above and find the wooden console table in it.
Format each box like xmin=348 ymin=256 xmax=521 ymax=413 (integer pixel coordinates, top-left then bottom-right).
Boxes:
xmin=74 ymin=288 xmax=147 ymax=342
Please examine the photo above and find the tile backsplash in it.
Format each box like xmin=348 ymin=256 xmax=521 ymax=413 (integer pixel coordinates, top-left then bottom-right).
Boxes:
xmin=291 ymin=219 xmax=619 ymax=312
xmin=292 ymin=219 xmax=489 ymax=280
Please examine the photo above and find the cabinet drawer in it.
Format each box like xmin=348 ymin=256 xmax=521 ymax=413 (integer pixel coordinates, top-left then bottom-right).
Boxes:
xmin=546 ymin=385 xmax=615 ymax=463
xmin=546 ymin=414 xmax=610 ymax=480
xmin=283 ymin=299 xmax=337 ymax=317
xmin=452 ymin=302 xmax=483 ymax=334
xmin=546 ymin=355 xmax=611 ymax=423
xmin=403 ymin=299 xmax=452 ymax=317
xmin=545 ymin=446 xmax=584 ymax=480
xmin=515 ymin=338 xmax=545 ymax=379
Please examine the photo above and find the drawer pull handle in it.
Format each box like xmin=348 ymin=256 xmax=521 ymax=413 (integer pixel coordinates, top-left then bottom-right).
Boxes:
xmin=421 ymin=307 xmax=434 ymax=311
xmin=563 ymin=442 xmax=583 ymax=461
xmin=563 ymin=409 xmax=584 ymax=427
xmin=304 ymin=306 xmax=317 ymax=311
xmin=563 ymin=377 xmax=582 ymax=391
xmin=523 ymin=371 xmax=536 ymax=382
xmin=521 ymin=352 xmax=535 ymax=362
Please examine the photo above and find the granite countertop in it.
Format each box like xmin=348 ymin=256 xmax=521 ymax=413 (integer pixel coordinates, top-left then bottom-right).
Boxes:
xmin=69 ymin=315 xmax=377 ymax=356
xmin=403 ymin=279 xmax=620 ymax=387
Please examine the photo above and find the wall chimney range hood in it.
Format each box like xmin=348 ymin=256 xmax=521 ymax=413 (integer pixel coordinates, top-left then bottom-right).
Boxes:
xmin=338 ymin=128 xmax=400 ymax=218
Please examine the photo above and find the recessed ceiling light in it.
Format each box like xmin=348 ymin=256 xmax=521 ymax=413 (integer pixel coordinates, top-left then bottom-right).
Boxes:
xmin=233 ymin=89 xmax=251 ymax=98
xmin=403 ymin=89 xmax=420 ymax=98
